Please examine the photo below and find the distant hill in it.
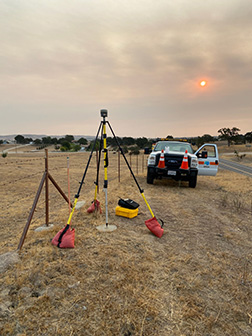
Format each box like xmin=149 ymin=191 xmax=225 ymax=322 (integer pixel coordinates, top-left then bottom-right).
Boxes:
xmin=0 ymin=134 xmax=95 ymax=141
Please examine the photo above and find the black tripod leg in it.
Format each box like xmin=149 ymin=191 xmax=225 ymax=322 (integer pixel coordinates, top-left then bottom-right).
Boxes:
xmin=94 ymin=125 xmax=103 ymax=201
xmin=107 ymin=121 xmax=156 ymax=218
xmin=66 ymin=121 xmax=102 ymax=225
xmin=107 ymin=121 xmax=143 ymax=193
xmin=76 ymin=121 xmax=102 ymax=198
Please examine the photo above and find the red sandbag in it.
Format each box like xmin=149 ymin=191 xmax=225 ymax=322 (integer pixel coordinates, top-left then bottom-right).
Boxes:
xmin=145 ymin=217 xmax=164 ymax=238
xmin=87 ymin=199 xmax=102 ymax=213
xmin=51 ymin=224 xmax=75 ymax=248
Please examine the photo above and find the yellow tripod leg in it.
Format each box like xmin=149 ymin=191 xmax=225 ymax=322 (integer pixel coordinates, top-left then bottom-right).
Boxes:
xmin=67 ymin=198 xmax=78 ymax=225
xmin=141 ymin=192 xmax=155 ymax=218
xmin=94 ymin=184 xmax=98 ymax=202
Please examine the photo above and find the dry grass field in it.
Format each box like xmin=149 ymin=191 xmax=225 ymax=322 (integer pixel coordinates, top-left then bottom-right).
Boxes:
xmin=0 ymin=147 xmax=252 ymax=336
xmin=218 ymin=144 xmax=252 ymax=167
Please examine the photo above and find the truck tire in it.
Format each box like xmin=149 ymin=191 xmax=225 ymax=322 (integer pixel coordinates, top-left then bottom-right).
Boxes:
xmin=189 ymin=175 xmax=197 ymax=188
xmin=147 ymin=172 xmax=154 ymax=184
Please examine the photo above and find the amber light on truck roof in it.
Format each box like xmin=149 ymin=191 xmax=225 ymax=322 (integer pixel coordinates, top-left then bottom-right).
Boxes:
xmin=160 ymin=138 xmax=188 ymax=142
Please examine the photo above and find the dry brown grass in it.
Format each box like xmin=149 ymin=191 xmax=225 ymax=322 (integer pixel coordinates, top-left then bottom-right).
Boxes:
xmin=0 ymin=150 xmax=252 ymax=336
xmin=213 ymin=142 xmax=252 ymax=167
xmin=217 ymin=143 xmax=251 ymax=154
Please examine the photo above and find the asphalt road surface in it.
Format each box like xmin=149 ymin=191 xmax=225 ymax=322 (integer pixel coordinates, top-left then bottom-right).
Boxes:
xmin=219 ymin=158 xmax=252 ymax=178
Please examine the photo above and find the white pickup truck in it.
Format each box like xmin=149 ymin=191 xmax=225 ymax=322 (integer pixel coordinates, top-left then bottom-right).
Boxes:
xmin=147 ymin=140 xmax=219 ymax=188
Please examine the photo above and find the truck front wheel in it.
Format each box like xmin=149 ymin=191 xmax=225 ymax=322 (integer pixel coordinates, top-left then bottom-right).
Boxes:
xmin=189 ymin=175 xmax=197 ymax=188
xmin=147 ymin=171 xmax=154 ymax=184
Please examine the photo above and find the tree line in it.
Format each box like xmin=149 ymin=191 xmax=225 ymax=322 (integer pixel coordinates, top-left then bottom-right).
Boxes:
xmin=3 ymin=127 xmax=252 ymax=152
xmin=12 ymin=134 xmax=88 ymax=152
xmin=13 ymin=134 xmax=88 ymax=145
xmin=179 ymin=128 xmax=251 ymax=147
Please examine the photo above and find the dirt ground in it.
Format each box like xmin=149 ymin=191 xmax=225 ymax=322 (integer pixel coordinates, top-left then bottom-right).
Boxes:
xmin=0 ymin=148 xmax=252 ymax=336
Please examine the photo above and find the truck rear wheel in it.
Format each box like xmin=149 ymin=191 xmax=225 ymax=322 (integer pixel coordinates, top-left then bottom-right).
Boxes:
xmin=189 ymin=175 xmax=197 ymax=188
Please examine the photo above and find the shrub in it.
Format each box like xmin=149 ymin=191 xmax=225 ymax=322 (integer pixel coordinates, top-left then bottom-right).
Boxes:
xmin=72 ymin=144 xmax=81 ymax=152
xmin=2 ymin=152 xmax=7 ymax=158
xmin=60 ymin=143 xmax=81 ymax=152
xmin=234 ymin=150 xmax=246 ymax=161
xmin=130 ymin=148 xmax=140 ymax=155
xmin=122 ymin=146 xmax=128 ymax=154
xmin=129 ymin=146 xmax=140 ymax=155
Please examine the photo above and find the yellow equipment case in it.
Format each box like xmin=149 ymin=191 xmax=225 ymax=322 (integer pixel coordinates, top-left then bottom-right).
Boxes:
xmin=115 ymin=206 xmax=138 ymax=219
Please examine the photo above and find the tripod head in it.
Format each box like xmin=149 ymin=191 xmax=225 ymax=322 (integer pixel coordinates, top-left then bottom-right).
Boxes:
xmin=100 ymin=109 xmax=108 ymax=118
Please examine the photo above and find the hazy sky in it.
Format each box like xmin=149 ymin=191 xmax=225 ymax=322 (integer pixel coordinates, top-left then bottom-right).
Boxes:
xmin=0 ymin=0 xmax=251 ymax=138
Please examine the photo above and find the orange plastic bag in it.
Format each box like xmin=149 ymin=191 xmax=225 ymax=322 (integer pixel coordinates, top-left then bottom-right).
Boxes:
xmin=145 ymin=217 xmax=164 ymax=238
xmin=51 ymin=224 xmax=75 ymax=248
xmin=87 ymin=199 xmax=102 ymax=213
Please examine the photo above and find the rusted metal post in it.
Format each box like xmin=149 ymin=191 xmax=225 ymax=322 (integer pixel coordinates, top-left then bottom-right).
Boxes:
xmin=18 ymin=172 xmax=46 ymax=250
xmin=45 ymin=149 xmax=49 ymax=226
xmin=18 ymin=151 xmax=73 ymax=250
xmin=118 ymin=150 xmax=120 ymax=182
xmin=48 ymin=173 xmax=73 ymax=207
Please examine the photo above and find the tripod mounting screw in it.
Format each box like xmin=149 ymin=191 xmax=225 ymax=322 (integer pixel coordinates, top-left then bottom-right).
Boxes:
xmin=100 ymin=109 xmax=108 ymax=118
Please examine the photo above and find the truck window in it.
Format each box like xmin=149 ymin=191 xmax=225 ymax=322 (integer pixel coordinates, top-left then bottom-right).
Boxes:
xmin=154 ymin=142 xmax=193 ymax=154
xmin=199 ymin=145 xmax=216 ymax=157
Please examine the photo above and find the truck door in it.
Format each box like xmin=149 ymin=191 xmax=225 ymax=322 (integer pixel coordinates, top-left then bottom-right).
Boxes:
xmin=195 ymin=144 xmax=219 ymax=176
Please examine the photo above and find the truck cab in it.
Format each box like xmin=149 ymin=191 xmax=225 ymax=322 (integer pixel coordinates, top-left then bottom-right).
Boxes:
xmin=147 ymin=140 xmax=219 ymax=188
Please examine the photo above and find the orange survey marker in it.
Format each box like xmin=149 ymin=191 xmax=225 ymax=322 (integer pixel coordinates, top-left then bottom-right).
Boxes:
xmin=180 ymin=150 xmax=189 ymax=170
xmin=158 ymin=150 xmax=165 ymax=169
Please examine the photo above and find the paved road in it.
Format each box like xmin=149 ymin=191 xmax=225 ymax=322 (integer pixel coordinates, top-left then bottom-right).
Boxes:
xmin=219 ymin=158 xmax=252 ymax=178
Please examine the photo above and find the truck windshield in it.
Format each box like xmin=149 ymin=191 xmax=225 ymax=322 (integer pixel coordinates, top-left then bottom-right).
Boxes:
xmin=154 ymin=142 xmax=194 ymax=154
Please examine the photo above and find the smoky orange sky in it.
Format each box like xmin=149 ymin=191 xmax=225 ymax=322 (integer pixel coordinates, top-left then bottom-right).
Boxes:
xmin=0 ymin=0 xmax=251 ymax=138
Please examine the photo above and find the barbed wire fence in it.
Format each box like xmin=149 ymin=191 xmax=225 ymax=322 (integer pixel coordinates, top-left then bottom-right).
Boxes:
xmin=0 ymin=149 xmax=149 ymax=250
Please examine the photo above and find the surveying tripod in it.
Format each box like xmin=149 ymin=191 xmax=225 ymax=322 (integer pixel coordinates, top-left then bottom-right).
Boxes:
xmin=65 ymin=109 xmax=157 ymax=229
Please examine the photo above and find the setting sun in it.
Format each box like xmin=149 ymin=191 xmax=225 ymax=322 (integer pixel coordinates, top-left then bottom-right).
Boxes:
xmin=200 ymin=80 xmax=207 ymax=87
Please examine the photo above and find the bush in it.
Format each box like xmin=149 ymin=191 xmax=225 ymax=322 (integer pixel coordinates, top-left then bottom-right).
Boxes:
xmin=234 ymin=150 xmax=246 ymax=161
xmin=60 ymin=143 xmax=81 ymax=152
xmin=122 ymin=146 xmax=128 ymax=154
xmin=60 ymin=146 xmax=68 ymax=152
xmin=72 ymin=144 xmax=81 ymax=152
xmin=61 ymin=141 xmax=71 ymax=150
xmin=2 ymin=152 xmax=7 ymax=158
xmin=130 ymin=146 xmax=140 ymax=155
xmin=37 ymin=144 xmax=48 ymax=150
